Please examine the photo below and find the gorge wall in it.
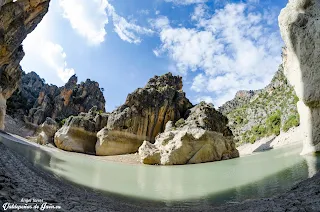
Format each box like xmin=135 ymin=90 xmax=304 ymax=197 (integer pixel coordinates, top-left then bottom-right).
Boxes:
xmin=7 ymin=71 xmax=106 ymax=126
xmin=219 ymin=65 xmax=299 ymax=144
xmin=0 ymin=0 xmax=50 ymax=130
xmin=279 ymin=0 xmax=320 ymax=154
xmin=106 ymin=73 xmax=193 ymax=142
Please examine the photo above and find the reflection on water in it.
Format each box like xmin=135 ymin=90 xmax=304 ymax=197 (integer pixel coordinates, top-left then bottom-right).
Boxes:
xmin=1 ymin=135 xmax=320 ymax=207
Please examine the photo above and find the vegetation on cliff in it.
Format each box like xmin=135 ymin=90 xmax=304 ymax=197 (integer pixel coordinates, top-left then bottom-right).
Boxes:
xmin=219 ymin=65 xmax=299 ymax=144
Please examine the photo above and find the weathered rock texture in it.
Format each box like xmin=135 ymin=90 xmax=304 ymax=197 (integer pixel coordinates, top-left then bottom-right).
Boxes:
xmin=219 ymin=66 xmax=299 ymax=144
xmin=97 ymin=73 xmax=193 ymax=156
xmin=279 ymin=0 xmax=320 ymax=154
xmin=25 ymin=74 xmax=106 ymax=125
xmin=36 ymin=117 xmax=58 ymax=145
xmin=139 ymin=102 xmax=239 ymax=165
xmin=0 ymin=0 xmax=50 ymax=130
xmin=6 ymin=71 xmax=106 ymax=126
xmin=96 ymin=129 xmax=144 ymax=156
xmin=54 ymin=107 xmax=108 ymax=154
xmin=7 ymin=71 xmax=47 ymax=119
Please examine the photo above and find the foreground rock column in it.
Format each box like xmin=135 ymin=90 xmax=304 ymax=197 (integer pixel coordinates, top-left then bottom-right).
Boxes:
xmin=279 ymin=0 xmax=320 ymax=154
xmin=0 ymin=0 xmax=50 ymax=130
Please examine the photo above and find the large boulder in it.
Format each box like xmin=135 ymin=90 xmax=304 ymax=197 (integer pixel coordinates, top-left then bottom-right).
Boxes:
xmin=96 ymin=129 xmax=144 ymax=156
xmin=54 ymin=107 xmax=109 ymax=154
xmin=0 ymin=0 xmax=50 ymax=130
xmin=36 ymin=117 xmax=58 ymax=145
xmin=279 ymin=0 xmax=320 ymax=154
xmin=139 ymin=102 xmax=239 ymax=165
xmin=96 ymin=73 xmax=193 ymax=156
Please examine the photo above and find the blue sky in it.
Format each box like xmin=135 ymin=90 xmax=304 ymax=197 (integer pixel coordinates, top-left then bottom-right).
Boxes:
xmin=21 ymin=0 xmax=288 ymax=111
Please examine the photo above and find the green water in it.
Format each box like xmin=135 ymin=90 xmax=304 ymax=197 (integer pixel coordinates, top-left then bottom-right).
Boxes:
xmin=1 ymin=134 xmax=320 ymax=207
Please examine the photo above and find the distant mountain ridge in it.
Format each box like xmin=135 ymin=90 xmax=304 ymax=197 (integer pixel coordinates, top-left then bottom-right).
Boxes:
xmin=7 ymin=71 xmax=106 ymax=126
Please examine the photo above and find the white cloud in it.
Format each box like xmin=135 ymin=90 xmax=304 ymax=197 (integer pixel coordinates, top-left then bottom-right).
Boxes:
xmin=164 ymin=0 xmax=208 ymax=5
xmin=191 ymin=74 xmax=207 ymax=92
xmin=112 ymin=13 xmax=154 ymax=44
xmin=21 ymin=7 xmax=75 ymax=86
xmin=191 ymin=4 xmax=208 ymax=21
xmin=59 ymin=0 xmax=153 ymax=45
xmin=59 ymin=0 xmax=109 ymax=45
xmin=195 ymin=96 xmax=214 ymax=104
xmin=41 ymin=42 xmax=75 ymax=82
xmin=154 ymin=3 xmax=282 ymax=107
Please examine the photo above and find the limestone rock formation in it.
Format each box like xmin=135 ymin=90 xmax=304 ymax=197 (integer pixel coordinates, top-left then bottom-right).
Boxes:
xmin=96 ymin=129 xmax=144 ymax=156
xmin=54 ymin=107 xmax=108 ymax=154
xmin=6 ymin=71 xmax=46 ymax=119
xmin=36 ymin=117 xmax=58 ymax=145
xmin=6 ymin=71 xmax=106 ymax=126
xmin=279 ymin=0 xmax=320 ymax=154
xmin=219 ymin=66 xmax=299 ymax=144
xmin=0 ymin=0 xmax=50 ymax=130
xmin=25 ymin=75 xmax=106 ymax=125
xmin=219 ymin=90 xmax=256 ymax=115
xmin=97 ymin=73 xmax=193 ymax=156
xmin=139 ymin=102 xmax=239 ymax=165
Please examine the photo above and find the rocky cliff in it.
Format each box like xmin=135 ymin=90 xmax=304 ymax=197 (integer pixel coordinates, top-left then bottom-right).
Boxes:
xmin=279 ymin=0 xmax=320 ymax=155
xmin=0 ymin=0 xmax=50 ymax=130
xmin=7 ymin=71 xmax=106 ymax=126
xmin=96 ymin=73 xmax=193 ymax=156
xmin=55 ymin=106 xmax=109 ymax=154
xmin=219 ymin=65 xmax=299 ymax=144
xmin=7 ymin=71 xmax=47 ymax=118
xmin=107 ymin=72 xmax=193 ymax=141
xmin=139 ymin=102 xmax=239 ymax=165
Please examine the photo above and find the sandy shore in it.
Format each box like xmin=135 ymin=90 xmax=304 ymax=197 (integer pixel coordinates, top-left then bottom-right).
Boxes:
xmin=0 ymin=133 xmax=319 ymax=211
xmin=237 ymin=126 xmax=302 ymax=156
xmin=7 ymin=126 xmax=304 ymax=166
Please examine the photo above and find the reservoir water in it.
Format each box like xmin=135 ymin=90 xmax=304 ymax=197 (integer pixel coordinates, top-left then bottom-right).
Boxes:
xmin=1 ymin=134 xmax=320 ymax=207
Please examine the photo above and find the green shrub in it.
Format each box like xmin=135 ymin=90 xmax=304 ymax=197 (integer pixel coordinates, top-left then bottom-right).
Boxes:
xmin=266 ymin=110 xmax=281 ymax=136
xmin=253 ymin=125 xmax=266 ymax=136
xmin=249 ymin=136 xmax=257 ymax=144
xmin=175 ymin=118 xmax=185 ymax=128
xmin=294 ymin=95 xmax=299 ymax=104
xmin=235 ymin=116 xmax=243 ymax=124
xmin=283 ymin=115 xmax=300 ymax=132
xmin=60 ymin=118 xmax=67 ymax=126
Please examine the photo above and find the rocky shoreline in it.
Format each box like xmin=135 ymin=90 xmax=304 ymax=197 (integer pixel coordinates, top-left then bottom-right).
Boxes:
xmin=0 ymin=132 xmax=319 ymax=212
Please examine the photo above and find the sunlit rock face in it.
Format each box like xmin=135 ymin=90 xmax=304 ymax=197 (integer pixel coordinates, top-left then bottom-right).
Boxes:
xmin=36 ymin=117 xmax=58 ymax=145
xmin=139 ymin=102 xmax=239 ymax=165
xmin=0 ymin=0 xmax=50 ymax=130
xmin=279 ymin=0 xmax=320 ymax=154
xmin=54 ymin=107 xmax=109 ymax=154
xmin=96 ymin=73 xmax=193 ymax=156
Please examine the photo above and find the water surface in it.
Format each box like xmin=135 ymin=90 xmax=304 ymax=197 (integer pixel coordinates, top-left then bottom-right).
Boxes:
xmin=1 ymin=134 xmax=320 ymax=207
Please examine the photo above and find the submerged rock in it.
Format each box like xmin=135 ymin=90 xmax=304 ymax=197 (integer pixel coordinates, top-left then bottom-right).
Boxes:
xmin=0 ymin=0 xmax=50 ymax=130
xmin=97 ymin=73 xmax=193 ymax=156
xmin=139 ymin=102 xmax=239 ymax=165
xmin=279 ymin=0 xmax=320 ymax=154
xmin=54 ymin=107 xmax=109 ymax=154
